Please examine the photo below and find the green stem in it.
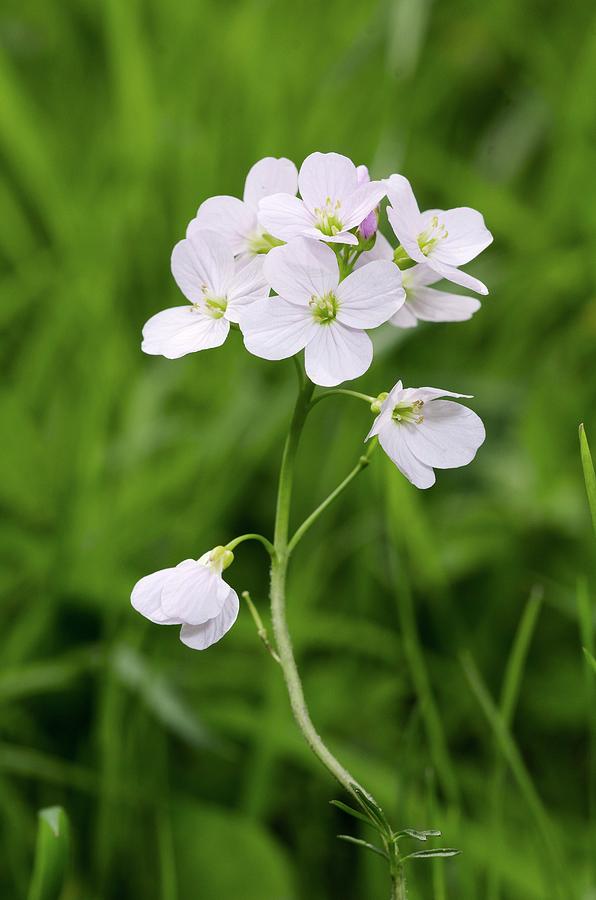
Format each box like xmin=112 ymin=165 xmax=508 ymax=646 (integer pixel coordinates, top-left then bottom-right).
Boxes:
xmin=269 ymin=376 xmax=362 ymax=794
xmin=225 ymin=533 xmax=275 ymax=556
xmin=391 ymin=867 xmax=407 ymax=900
xmin=310 ymin=388 xmax=375 ymax=409
xmin=287 ymin=439 xmax=378 ymax=555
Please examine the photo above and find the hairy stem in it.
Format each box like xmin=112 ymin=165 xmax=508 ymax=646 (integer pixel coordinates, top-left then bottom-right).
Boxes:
xmin=391 ymin=868 xmax=407 ymax=900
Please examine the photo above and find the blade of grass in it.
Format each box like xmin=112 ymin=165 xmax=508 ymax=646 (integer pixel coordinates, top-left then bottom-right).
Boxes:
xmin=579 ymin=424 xmax=596 ymax=539
xmin=26 ymin=807 xmax=69 ymax=900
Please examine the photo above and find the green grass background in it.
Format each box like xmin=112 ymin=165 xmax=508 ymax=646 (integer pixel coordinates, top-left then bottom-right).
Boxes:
xmin=1 ymin=0 xmax=596 ymax=897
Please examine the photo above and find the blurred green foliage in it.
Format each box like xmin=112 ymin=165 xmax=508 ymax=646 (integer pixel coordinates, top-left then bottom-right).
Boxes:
xmin=1 ymin=0 xmax=596 ymax=897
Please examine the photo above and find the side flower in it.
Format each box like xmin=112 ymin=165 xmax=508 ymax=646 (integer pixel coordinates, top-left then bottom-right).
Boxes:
xmin=188 ymin=156 xmax=298 ymax=255
xmin=239 ymin=237 xmax=405 ymax=386
xmin=367 ymin=380 xmax=485 ymax=489
xmin=131 ymin=547 xmax=239 ymax=650
xmin=142 ymin=229 xmax=269 ymax=359
xmin=385 ymin=174 xmax=493 ymax=295
xmin=259 ymin=152 xmax=386 ymax=247
xmin=356 ymin=233 xmax=481 ymax=328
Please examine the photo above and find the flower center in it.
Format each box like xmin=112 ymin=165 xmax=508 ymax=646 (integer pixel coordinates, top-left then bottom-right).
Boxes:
xmin=309 ymin=291 xmax=339 ymax=324
xmin=392 ymin=399 xmax=424 ymax=425
xmin=417 ymin=215 xmax=448 ymax=256
xmin=193 ymin=285 xmax=228 ymax=318
xmin=314 ymin=197 xmax=343 ymax=236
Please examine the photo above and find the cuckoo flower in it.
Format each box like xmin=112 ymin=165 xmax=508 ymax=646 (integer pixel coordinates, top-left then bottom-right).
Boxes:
xmin=385 ymin=174 xmax=493 ymax=295
xmin=356 ymin=233 xmax=480 ymax=328
xmin=188 ymin=157 xmax=298 ymax=255
xmin=367 ymin=380 xmax=485 ymax=489
xmin=239 ymin=238 xmax=404 ymax=386
xmin=259 ymin=152 xmax=386 ymax=247
xmin=142 ymin=229 xmax=268 ymax=359
xmin=131 ymin=547 xmax=239 ymax=650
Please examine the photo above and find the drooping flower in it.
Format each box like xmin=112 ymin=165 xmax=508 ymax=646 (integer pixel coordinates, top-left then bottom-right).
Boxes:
xmin=367 ymin=380 xmax=485 ymax=489
xmin=188 ymin=157 xmax=299 ymax=255
xmin=239 ymin=238 xmax=404 ymax=387
xmin=356 ymin=233 xmax=480 ymax=328
xmin=131 ymin=547 xmax=239 ymax=650
xmin=385 ymin=174 xmax=493 ymax=295
xmin=258 ymin=152 xmax=386 ymax=247
xmin=142 ymin=229 xmax=269 ymax=359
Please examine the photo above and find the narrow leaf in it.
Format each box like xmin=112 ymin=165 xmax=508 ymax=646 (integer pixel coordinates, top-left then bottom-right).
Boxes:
xmin=27 ymin=807 xmax=69 ymax=900
xmin=330 ymin=799 xmax=373 ymax=827
xmin=405 ymin=848 xmax=461 ymax=860
xmin=337 ymin=834 xmax=388 ymax=860
xmin=579 ymin=424 xmax=596 ymax=539
xmin=351 ymin=785 xmax=390 ymax=831
xmin=583 ymin=647 xmax=596 ymax=676
xmin=397 ymin=828 xmax=442 ymax=842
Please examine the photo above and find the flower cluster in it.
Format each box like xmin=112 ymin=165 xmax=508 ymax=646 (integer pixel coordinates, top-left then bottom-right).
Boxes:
xmin=134 ymin=151 xmax=491 ymax=649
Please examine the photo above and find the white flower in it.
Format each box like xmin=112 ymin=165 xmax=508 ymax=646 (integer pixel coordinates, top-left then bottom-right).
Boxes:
xmin=142 ymin=229 xmax=269 ymax=359
xmin=356 ymin=233 xmax=480 ymax=328
xmin=188 ymin=157 xmax=298 ymax=256
xmin=258 ymin=152 xmax=386 ymax=247
xmin=239 ymin=237 xmax=405 ymax=387
xmin=131 ymin=547 xmax=239 ymax=650
xmin=367 ymin=380 xmax=485 ymax=489
xmin=385 ymin=174 xmax=493 ymax=295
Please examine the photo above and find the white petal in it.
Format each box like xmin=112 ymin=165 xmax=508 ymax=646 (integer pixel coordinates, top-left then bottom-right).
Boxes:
xmin=226 ymin=255 xmax=269 ymax=323
xmin=378 ymin=423 xmax=436 ymax=489
xmin=385 ymin=174 xmax=424 ymax=261
xmin=240 ymin=296 xmax=317 ymax=360
xmin=171 ymin=230 xmax=234 ymax=300
xmin=390 ymin=304 xmax=419 ymax=328
xmin=263 ymin=238 xmax=339 ymax=306
xmin=354 ymin=232 xmax=394 ymax=268
xmin=319 ymin=230 xmax=359 ymax=246
xmin=425 ymin=207 xmax=493 ymax=266
xmin=161 ymin=559 xmax=230 ymax=626
xmin=190 ymin=197 xmax=256 ymax=256
xmin=387 ymin=204 xmax=425 ymax=264
xmin=401 ymin=400 xmax=485 ymax=469
xmin=336 ymin=260 xmax=404 ymax=329
xmin=340 ymin=181 xmax=387 ymax=230
xmin=298 ymin=152 xmax=358 ymax=211
xmin=402 ymin=386 xmax=471 ymax=402
xmin=304 ymin=323 xmax=372 ymax=387
xmin=142 ymin=307 xmax=230 ymax=359
xmin=407 ymin=285 xmax=480 ymax=323
xmin=131 ymin=567 xmax=182 ymax=625
xmin=356 ymin=164 xmax=370 ymax=185
xmin=426 ymin=259 xmax=489 ymax=296
xmin=404 ymin=263 xmax=440 ymax=288
xmin=179 ymin=589 xmax=239 ymax=650
xmin=258 ymin=193 xmax=318 ymax=242
xmin=243 ymin=157 xmax=298 ymax=209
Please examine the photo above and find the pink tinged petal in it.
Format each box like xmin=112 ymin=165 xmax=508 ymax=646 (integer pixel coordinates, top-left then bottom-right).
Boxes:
xmin=172 ymin=230 xmax=235 ymax=300
xmin=258 ymin=193 xmax=318 ymax=241
xmin=406 ymin=285 xmax=480 ymax=323
xmin=189 ymin=197 xmax=257 ymax=256
xmin=426 ymin=259 xmax=489 ymax=296
xmin=298 ymin=151 xmax=358 ymax=211
xmin=131 ymin=567 xmax=182 ymax=625
xmin=243 ymin=157 xmax=298 ymax=210
xmin=390 ymin=304 xmax=419 ymax=329
xmin=160 ymin=559 xmax=230 ymax=626
xmin=378 ymin=422 xmax=436 ymax=489
xmin=179 ymin=589 xmax=239 ymax=650
xmin=425 ymin=207 xmax=493 ymax=266
xmin=226 ymin=256 xmax=269 ymax=323
xmin=319 ymin=230 xmax=359 ymax=246
xmin=386 ymin=204 xmax=425 ymax=264
xmin=263 ymin=238 xmax=339 ymax=306
xmin=401 ymin=400 xmax=485 ymax=469
xmin=304 ymin=323 xmax=373 ymax=387
xmin=336 ymin=260 xmax=405 ymax=329
xmin=358 ymin=209 xmax=378 ymax=240
xmin=240 ymin=296 xmax=317 ymax=360
xmin=404 ymin=263 xmax=440 ymax=288
xmin=385 ymin=174 xmax=424 ymax=261
xmin=141 ymin=307 xmax=230 ymax=359
xmin=365 ymin=379 xmax=404 ymax=440
xmin=356 ymin=164 xmax=370 ymax=185
xmin=354 ymin=232 xmax=394 ymax=269
xmin=340 ymin=181 xmax=387 ymax=230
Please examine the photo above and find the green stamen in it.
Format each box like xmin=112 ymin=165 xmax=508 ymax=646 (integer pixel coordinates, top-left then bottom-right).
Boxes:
xmin=392 ymin=399 xmax=424 ymax=425
xmin=309 ymin=291 xmax=339 ymax=324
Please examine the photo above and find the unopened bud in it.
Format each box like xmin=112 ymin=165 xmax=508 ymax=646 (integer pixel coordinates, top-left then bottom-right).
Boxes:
xmin=370 ymin=392 xmax=389 ymax=415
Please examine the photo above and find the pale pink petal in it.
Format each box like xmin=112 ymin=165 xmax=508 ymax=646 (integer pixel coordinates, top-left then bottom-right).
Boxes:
xmin=131 ymin=568 xmax=182 ymax=625
xmin=189 ymin=197 xmax=257 ymax=256
xmin=304 ymin=323 xmax=373 ymax=387
xmin=319 ymin=231 xmax=359 ymax=246
xmin=377 ymin=423 xmax=436 ymax=489
xmin=258 ymin=193 xmax=318 ymax=242
xmin=141 ymin=307 xmax=230 ymax=359
xmin=356 ymin=164 xmax=370 ymax=185
xmin=263 ymin=238 xmax=339 ymax=306
xmin=427 ymin=259 xmax=489 ymax=296
xmin=336 ymin=261 xmax=404 ymax=328
xmin=387 ymin=204 xmax=425 ymax=264
xmin=354 ymin=232 xmax=394 ymax=268
xmin=340 ymin=181 xmax=387 ymax=230
xmin=161 ymin=559 xmax=230 ymax=626
xmin=172 ymin=230 xmax=235 ymax=299
xmin=404 ymin=263 xmax=440 ymax=288
xmin=365 ymin=380 xmax=404 ymax=440
xmin=401 ymin=400 xmax=485 ymax=469
xmin=298 ymin=152 xmax=358 ymax=211
xmin=406 ymin=286 xmax=481 ymax=323
xmin=179 ymin=589 xmax=239 ymax=650
xmin=423 ymin=207 xmax=493 ymax=266
xmin=243 ymin=157 xmax=298 ymax=210
xmin=240 ymin=296 xmax=317 ymax=360
xmin=226 ymin=256 xmax=269 ymax=323
xmin=390 ymin=304 xmax=418 ymax=328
